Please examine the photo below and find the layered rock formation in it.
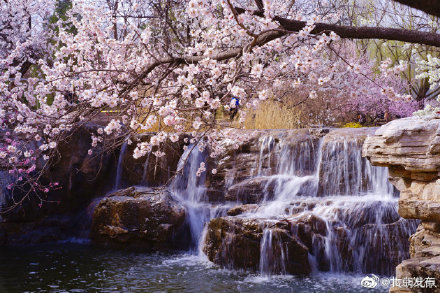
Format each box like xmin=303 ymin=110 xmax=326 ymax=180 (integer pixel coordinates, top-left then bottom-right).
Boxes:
xmin=0 ymin=123 xmax=423 ymax=283
xmin=363 ymin=116 xmax=440 ymax=292
xmin=203 ymin=127 xmax=415 ymax=276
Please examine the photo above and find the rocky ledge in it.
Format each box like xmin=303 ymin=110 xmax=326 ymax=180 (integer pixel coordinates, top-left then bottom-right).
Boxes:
xmin=90 ymin=187 xmax=186 ymax=250
xmin=204 ymin=197 xmax=412 ymax=276
xmin=363 ymin=116 xmax=440 ymax=292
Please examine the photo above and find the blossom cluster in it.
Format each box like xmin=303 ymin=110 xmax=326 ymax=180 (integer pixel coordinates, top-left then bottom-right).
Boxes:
xmin=0 ymin=0 xmax=418 ymax=204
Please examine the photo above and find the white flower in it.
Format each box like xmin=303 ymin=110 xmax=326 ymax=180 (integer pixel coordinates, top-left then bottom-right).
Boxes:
xmin=258 ymin=90 xmax=268 ymax=101
xmin=170 ymin=134 xmax=179 ymax=142
xmin=39 ymin=144 xmax=49 ymax=151
xmin=7 ymin=145 xmax=16 ymax=153
xmin=251 ymin=64 xmax=264 ymax=77
xmin=193 ymin=120 xmax=202 ymax=130
xmin=292 ymin=78 xmax=301 ymax=88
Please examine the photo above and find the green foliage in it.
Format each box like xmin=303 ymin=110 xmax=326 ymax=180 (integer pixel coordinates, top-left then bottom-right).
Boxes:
xmin=49 ymin=0 xmax=76 ymax=36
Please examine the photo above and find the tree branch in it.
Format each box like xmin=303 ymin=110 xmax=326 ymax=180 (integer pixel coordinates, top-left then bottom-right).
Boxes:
xmin=392 ymin=0 xmax=440 ymax=18
xmin=235 ymin=7 xmax=440 ymax=47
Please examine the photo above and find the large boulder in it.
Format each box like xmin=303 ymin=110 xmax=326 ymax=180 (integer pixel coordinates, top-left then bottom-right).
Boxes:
xmin=203 ymin=217 xmax=311 ymax=275
xmin=91 ymin=187 xmax=186 ymax=250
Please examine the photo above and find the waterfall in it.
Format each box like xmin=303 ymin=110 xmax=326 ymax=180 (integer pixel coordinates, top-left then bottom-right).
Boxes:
xmin=256 ymin=136 xmax=275 ymax=176
xmin=113 ymin=141 xmax=128 ymax=191
xmin=171 ymin=145 xmax=216 ymax=249
xmin=259 ymin=228 xmax=287 ymax=276
xmin=141 ymin=152 xmax=151 ymax=186
xmin=0 ymin=170 xmax=14 ymax=220
xmin=210 ymin=131 xmax=417 ymax=276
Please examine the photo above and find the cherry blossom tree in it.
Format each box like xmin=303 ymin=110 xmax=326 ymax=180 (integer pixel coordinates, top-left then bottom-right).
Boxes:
xmin=0 ymin=0 xmax=435 ymax=212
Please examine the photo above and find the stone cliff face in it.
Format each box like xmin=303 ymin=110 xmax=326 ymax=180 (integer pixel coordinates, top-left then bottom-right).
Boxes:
xmin=363 ymin=116 xmax=440 ymax=292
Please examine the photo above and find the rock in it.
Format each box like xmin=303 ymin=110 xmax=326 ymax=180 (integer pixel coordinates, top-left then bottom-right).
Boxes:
xmin=409 ymin=225 xmax=440 ymax=258
xmin=227 ymin=204 xmax=259 ymax=216
xmin=90 ymin=187 xmax=186 ymax=251
xmin=206 ymin=129 xmax=321 ymax=196
xmin=422 ymin=221 xmax=440 ymax=233
xmin=293 ymin=213 xmax=327 ymax=246
xmin=119 ymin=135 xmax=187 ymax=187
xmin=318 ymin=127 xmax=378 ymax=196
xmin=203 ymin=217 xmax=310 ymax=275
xmin=395 ymin=257 xmax=440 ymax=293
xmin=363 ymin=117 xmax=440 ymax=172
xmin=3 ymin=124 xmax=116 ymax=223
xmin=0 ymin=124 xmax=117 ymax=245
xmin=225 ymin=177 xmax=276 ymax=204
xmin=287 ymin=200 xmax=415 ymax=275
xmin=363 ymin=116 xmax=440 ymax=283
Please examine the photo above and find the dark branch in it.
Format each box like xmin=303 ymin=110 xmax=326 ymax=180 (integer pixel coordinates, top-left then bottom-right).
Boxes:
xmin=392 ymin=0 xmax=440 ymax=18
xmin=235 ymin=7 xmax=440 ymax=47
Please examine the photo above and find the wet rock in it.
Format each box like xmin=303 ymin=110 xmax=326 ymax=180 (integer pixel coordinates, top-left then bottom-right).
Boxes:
xmin=203 ymin=217 xmax=310 ymax=275
xmin=286 ymin=199 xmax=416 ymax=275
xmin=318 ymin=127 xmax=378 ymax=196
xmin=206 ymin=129 xmax=320 ymax=194
xmin=225 ymin=177 xmax=276 ymax=204
xmin=91 ymin=187 xmax=186 ymax=251
xmin=226 ymin=204 xmax=259 ymax=216
xmin=119 ymin=135 xmax=187 ymax=187
xmin=355 ymin=220 xmax=415 ymax=275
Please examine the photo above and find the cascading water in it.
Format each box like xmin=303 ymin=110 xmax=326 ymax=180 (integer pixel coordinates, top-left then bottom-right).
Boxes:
xmin=141 ymin=152 xmax=151 ymax=186
xmin=259 ymin=228 xmax=287 ymax=276
xmin=171 ymin=144 xmax=231 ymax=250
xmin=113 ymin=141 xmax=128 ymax=191
xmin=210 ymin=131 xmax=418 ymax=277
xmin=0 ymin=170 xmax=13 ymax=220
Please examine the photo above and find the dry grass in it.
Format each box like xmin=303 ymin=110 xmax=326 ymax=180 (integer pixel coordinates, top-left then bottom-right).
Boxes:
xmin=233 ymin=87 xmax=354 ymax=130
xmin=239 ymin=100 xmax=304 ymax=129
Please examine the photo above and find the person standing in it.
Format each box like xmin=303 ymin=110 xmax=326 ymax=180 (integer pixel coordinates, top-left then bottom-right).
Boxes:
xmin=230 ymin=96 xmax=240 ymax=120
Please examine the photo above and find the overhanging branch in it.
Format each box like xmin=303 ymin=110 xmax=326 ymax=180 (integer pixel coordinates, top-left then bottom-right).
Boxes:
xmin=392 ymin=0 xmax=440 ymax=18
xmin=235 ymin=7 xmax=440 ymax=47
